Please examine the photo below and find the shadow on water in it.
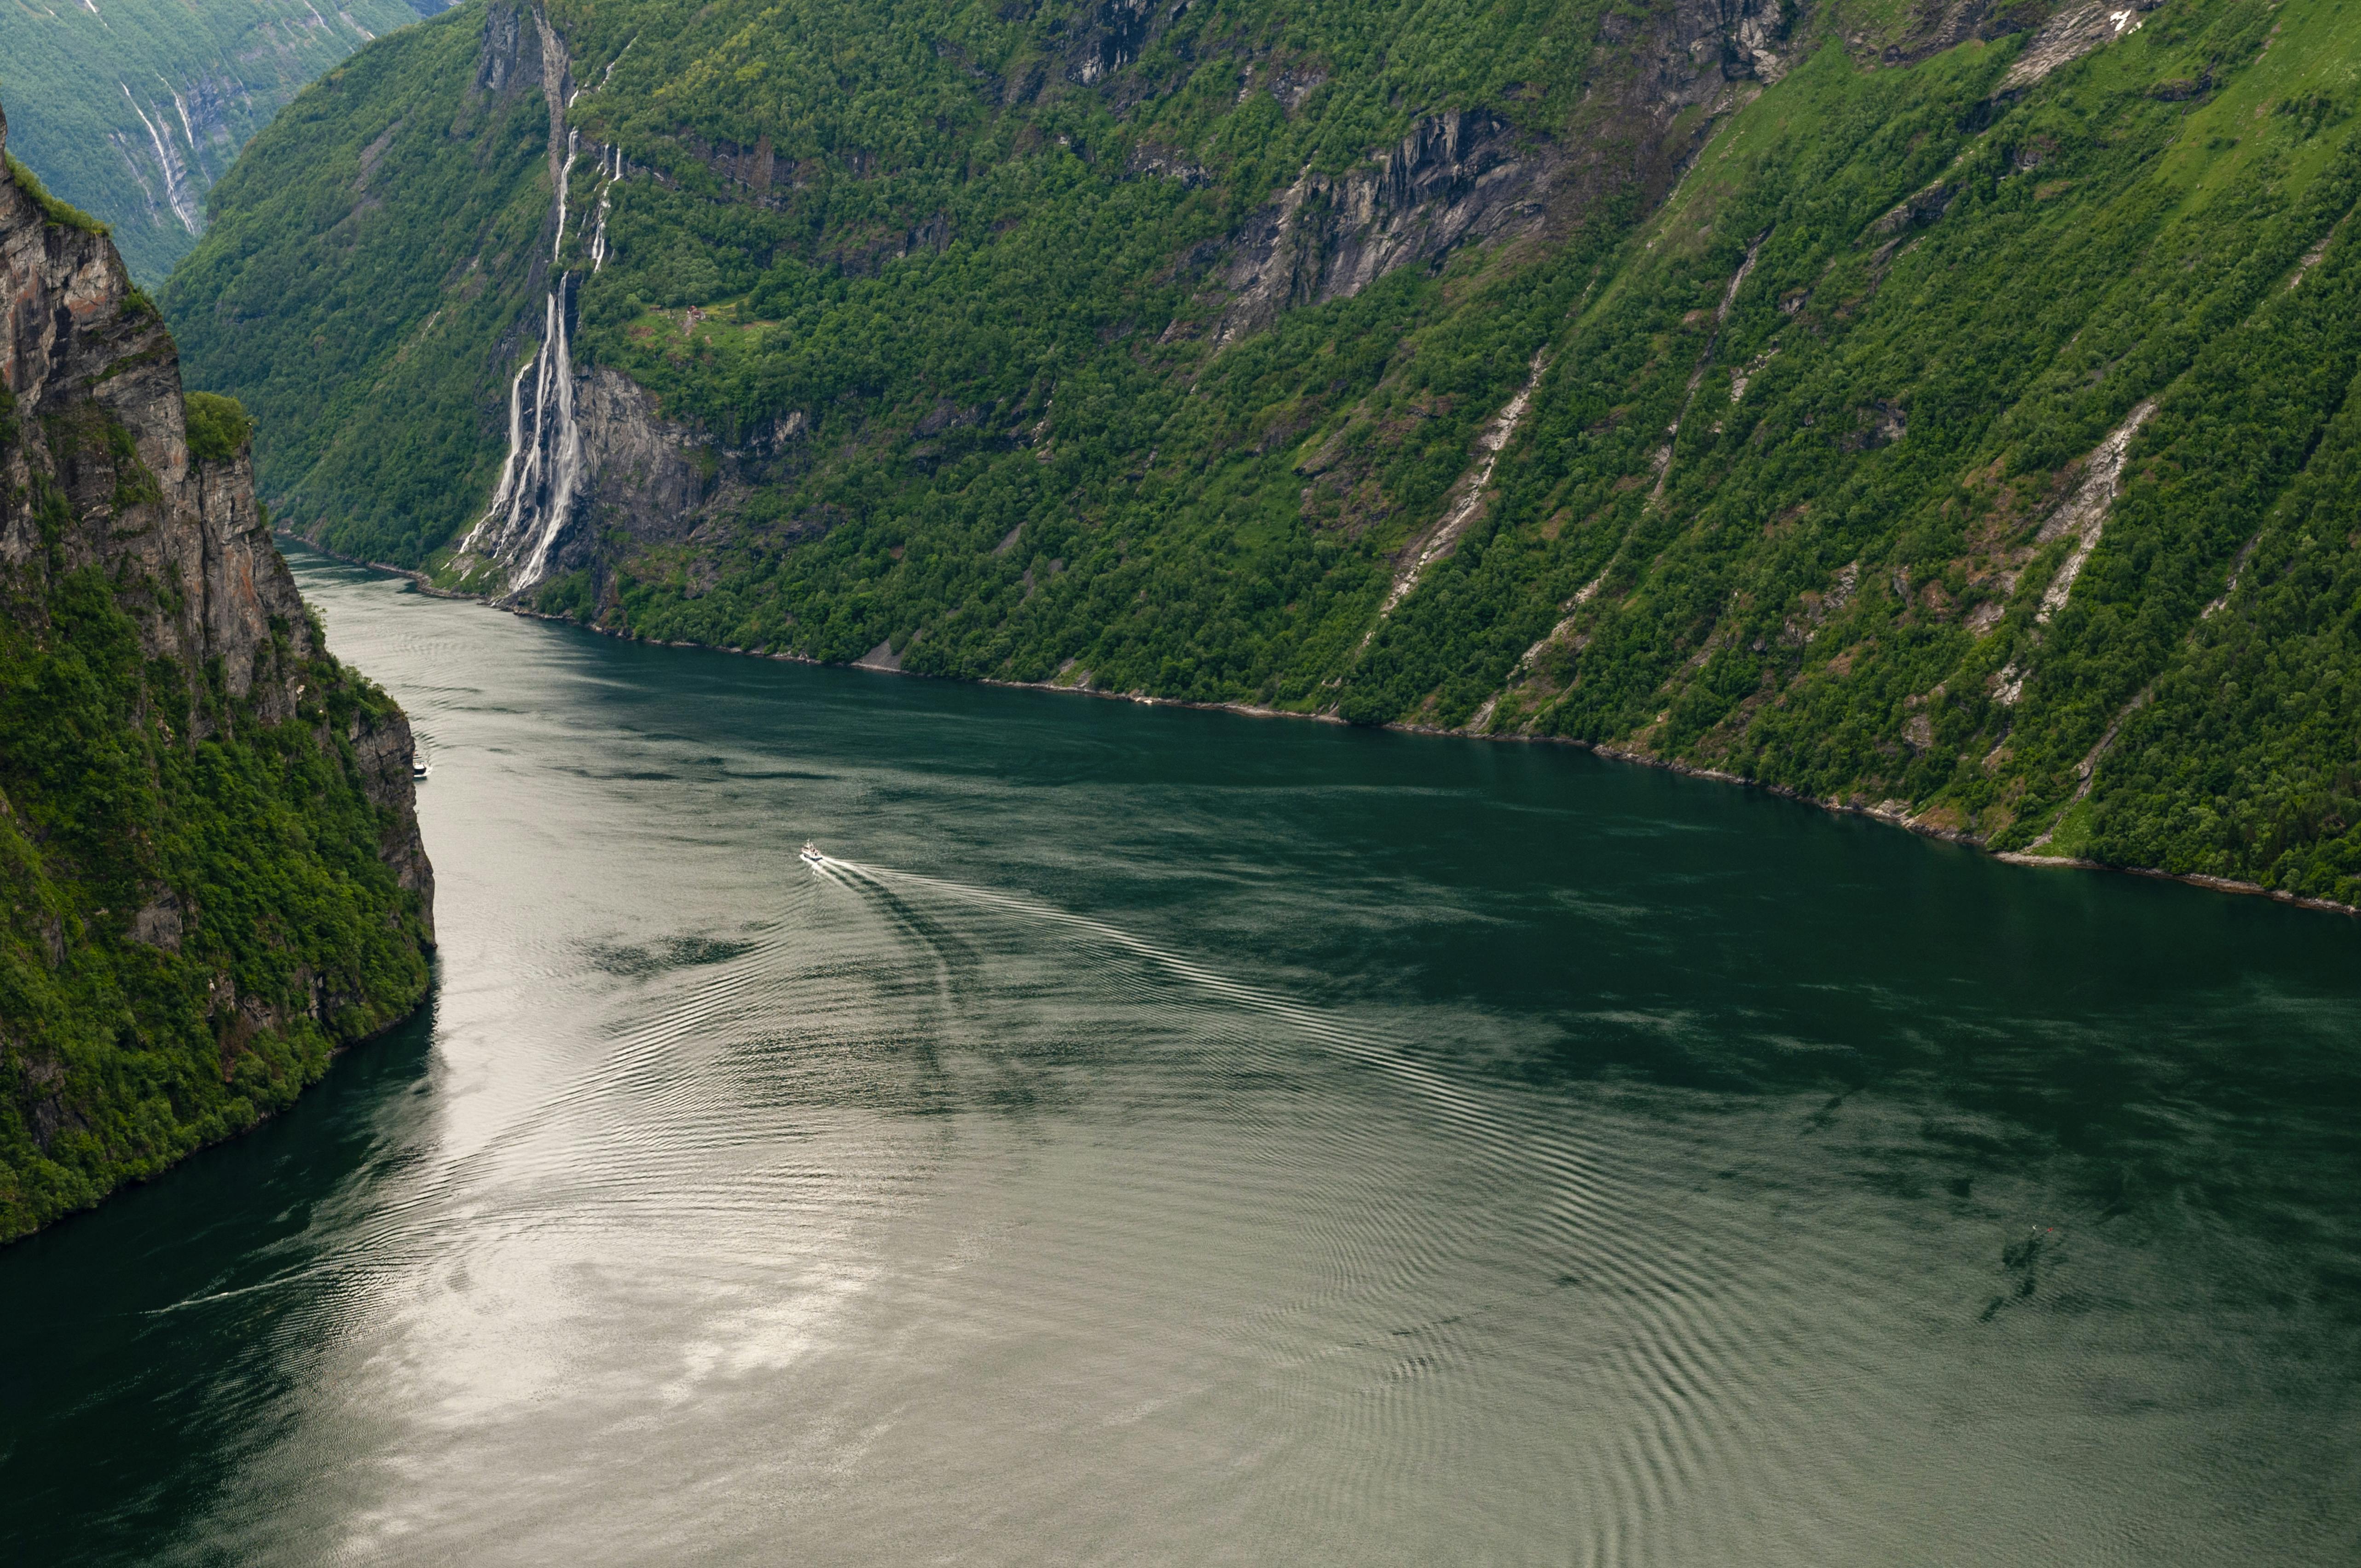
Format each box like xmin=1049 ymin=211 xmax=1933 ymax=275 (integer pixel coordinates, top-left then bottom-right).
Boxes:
xmin=0 ymin=1001 xmax=438 ymax=1559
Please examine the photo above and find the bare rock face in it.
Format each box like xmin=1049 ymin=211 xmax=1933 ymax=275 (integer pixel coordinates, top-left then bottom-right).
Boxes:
xmin=567 ymin=367 xmax=735 ymax=549
xmin=473 ymin=0 xmax=548 ymax=96
xmin=1212 ymin=109 xmax=1568 ymax=348
xmin=0 ymin=141 xmax=306 ymax=728
xmin=1067 ymin=0 xmax=1157 ymax=87
xmin=347 ymin=706 xmax=437 ymax=938
xmin=1209 ymin=0 xmax=1794 ymax=347
xmin=1650 ymin=0 xmax=1795 ymax=103
xmin=2001 ymin=0 xmax=2164 ymax=90
xmin=0 ymin=98 xmax=434 ymax=928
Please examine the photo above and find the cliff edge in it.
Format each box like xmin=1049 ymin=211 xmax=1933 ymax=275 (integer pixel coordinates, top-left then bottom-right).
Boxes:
xmin=0 ymin=99 xmax=435 ymax=1240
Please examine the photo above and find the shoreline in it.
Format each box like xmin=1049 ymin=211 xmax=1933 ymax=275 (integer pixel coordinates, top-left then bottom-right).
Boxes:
xmin=285 ymin=533 xmax=2361 ymax=922
xmin=2 ymin=979 xmax=435 ymax=1246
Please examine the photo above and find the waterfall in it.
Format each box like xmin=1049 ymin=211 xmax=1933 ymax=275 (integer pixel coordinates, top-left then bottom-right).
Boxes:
xmin=120 ymin=82 xmax=202 ymax=236
xmin=463 ymin=129 xmax=625 ymax=590
xmin=460 ymin=14 xmax=634 ymax=595
xmin=520 ymin=287 xmax=584 ymax=588
xmin=551 ymin=128 xmax=578 ymax=264
xmin=589 ymin=146 xmax=617 ymax=272
xmin=463 ymin=287 xmax=573 ymax=582
xmin=461 ymin=351 xmax=538 ymax=555
xmin=163 ymin=81 xmax=208 ymax=182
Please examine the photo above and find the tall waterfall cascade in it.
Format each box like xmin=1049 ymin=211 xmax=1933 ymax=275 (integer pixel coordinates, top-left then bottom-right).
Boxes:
xmin=458 ymin=14 xmax=626 ymax=596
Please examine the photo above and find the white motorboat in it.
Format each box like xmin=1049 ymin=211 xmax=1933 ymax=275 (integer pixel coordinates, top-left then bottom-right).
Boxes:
xmin=800 ymin=841 xmax=825 ymax=866
xmin=412 ymin=759 xmax=432 ymax=780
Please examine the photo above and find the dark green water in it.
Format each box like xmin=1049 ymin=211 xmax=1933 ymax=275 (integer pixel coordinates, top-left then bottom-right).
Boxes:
xmin=5 ymin=551 xmax=2359 ymax=1564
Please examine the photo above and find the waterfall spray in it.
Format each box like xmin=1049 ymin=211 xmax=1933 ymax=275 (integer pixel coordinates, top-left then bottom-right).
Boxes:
xmin=461 ymin=352 xmax=539 ymax=555
xmin=459 ymin=16 xmax=631 ymax=596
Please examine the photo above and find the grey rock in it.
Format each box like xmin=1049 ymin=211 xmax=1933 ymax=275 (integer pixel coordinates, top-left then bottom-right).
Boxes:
xmin=130 ymin=892 xmax=185 ymax=953
xmin=0 ymin=96 xmax=435 ymax=931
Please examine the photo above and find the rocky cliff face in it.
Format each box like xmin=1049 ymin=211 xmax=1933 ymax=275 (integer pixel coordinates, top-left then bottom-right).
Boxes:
xmin=4 ymin=178 xmax=300 ymax=718
xmin=1210 ymin=109 xmax=1573 ymax=350
xmin=1212 ymin=0 xmax=1794 ymax=347
xmin=0 ymin=110 xmax=433 ymax=929
xmin=566 ymin=366 xmax=740 ymax=546
xmin=0 ymin=97 xmax=434 ymax=1239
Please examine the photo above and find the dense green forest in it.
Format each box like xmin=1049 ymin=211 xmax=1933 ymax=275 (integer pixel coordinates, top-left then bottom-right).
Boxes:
xmin=0 ymin=0 xmax=440 ymax=280
xmin=167 ymin=0 xmax=2361 ymax=907
xmin=0 ymin=148 xmax=435 ymax=1239
xmin=0 ymin=558 xmax=433 ymax=1238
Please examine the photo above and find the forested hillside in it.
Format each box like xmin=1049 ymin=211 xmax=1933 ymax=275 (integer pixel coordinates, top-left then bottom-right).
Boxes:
xmin=167 ymin=0 xmax=2361 ymax=907
xmin=0 ymin=112 xmax=437 ymax=1239
xmin=0 ymin=0 xmax=446 ymax=280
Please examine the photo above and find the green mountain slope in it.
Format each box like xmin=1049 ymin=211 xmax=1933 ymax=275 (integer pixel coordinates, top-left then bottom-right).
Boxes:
xmin=0 ymin=109 xmax=436 ymax=1240
xmin=0 ymin=0 xmax=446 ymax=282
xmin=168 ymin=0 xmax=2361 ymax=906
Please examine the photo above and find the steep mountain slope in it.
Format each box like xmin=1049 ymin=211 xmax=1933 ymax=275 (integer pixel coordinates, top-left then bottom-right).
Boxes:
xmin=0 ymin=105 xmax=436 ymax=1241
xmin=169 ymin=0 xmax=2361 ymax=906
xmin=0 ymin=0 xmax=448 ymax=281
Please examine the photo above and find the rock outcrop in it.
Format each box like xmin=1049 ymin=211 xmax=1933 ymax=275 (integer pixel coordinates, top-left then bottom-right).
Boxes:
xmin=0 ymin=96 xmax=435 ymax=1240
xmin=2001 ymin=0 xmax=2166 ymax=90
xmin=0 ymin=111 xmax=432 ymax=931
xmin=1209 ymin=0 xmax=1791 ymax=346
xmin=2 ymin=183 xmax=300 ymax=720
xmin=1211 ymin=110 xmax=1571 ymax=349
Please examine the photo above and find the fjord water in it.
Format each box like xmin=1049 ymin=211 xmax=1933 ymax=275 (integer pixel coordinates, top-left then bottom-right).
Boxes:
xmin=6 ymin=554 xmax=2358 ymax=1565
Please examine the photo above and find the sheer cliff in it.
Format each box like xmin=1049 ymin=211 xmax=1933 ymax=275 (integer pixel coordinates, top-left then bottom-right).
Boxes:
xmin=169 ymin=0 xmax=2361 ymax=907
xmin=0 ymin=103 xmax=435 ymax=1241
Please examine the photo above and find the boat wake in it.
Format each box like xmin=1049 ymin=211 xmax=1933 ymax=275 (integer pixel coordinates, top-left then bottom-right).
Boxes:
xmin=799 ymin=855 xmax=1914 ymax=1566
xmin=150 ymin=838 xmax=1973 ymax=1564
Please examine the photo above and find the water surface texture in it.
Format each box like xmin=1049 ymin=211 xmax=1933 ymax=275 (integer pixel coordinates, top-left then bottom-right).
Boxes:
xmin=5 ymin=552 xmax=2359 ymax=1564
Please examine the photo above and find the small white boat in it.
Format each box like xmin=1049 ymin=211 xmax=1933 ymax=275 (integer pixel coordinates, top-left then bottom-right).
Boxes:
xmin=412 ymin=760 xmax=433 ymax=780
xmin=799 ymin=841 xmax=825 ymax=866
